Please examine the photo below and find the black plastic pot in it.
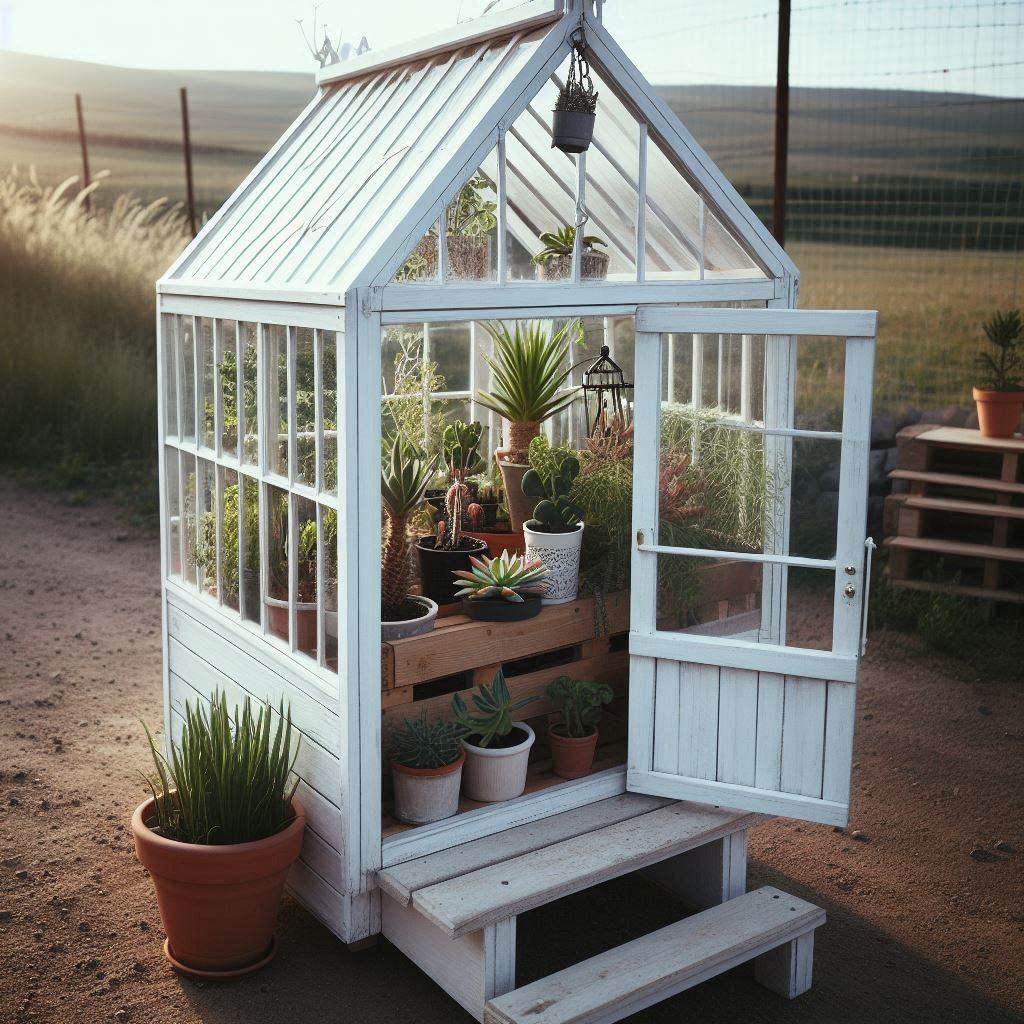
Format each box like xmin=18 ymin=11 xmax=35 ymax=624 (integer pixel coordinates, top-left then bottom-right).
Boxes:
xmin=551 ymin=109 xmax=595 ymax=154
xmin=462 ymin=596 xmax=542 ymax=622
xmin=416 ymin=536 xmax=488 ymax=607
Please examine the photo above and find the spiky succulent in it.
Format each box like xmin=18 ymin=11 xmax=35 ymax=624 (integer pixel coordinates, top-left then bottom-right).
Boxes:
xmin=451 ymin=668 xmax=538 ymax=748
xmin=452 ymin=551 xmax=550 ymax=603
xmin=532 ymin=226 xmax=607 ymax=264
xmin=390 ymin=713 xmax=465 ymax=770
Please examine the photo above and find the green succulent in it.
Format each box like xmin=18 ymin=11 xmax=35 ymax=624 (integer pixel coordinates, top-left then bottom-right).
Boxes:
xmin=443 ymin=420 xmax=486 ymax=479
xmin=532 ymin=226 xmax=607 ymax=265
xmin=546 ymin=676 xmax=613 ymax=739
xmin=390 ymin=713 xmax=465 ymax=770
xmin=451 ymin=668 xmax=538 ymax=748
xmin=522 ymin=435 xmax=583 ymax=533
xmin=452 ymin=551 xmax=550 ymax=603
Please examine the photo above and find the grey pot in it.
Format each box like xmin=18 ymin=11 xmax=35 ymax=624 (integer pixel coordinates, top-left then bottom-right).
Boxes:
xmin=551 ymin=109 xmax=596 ymax=154
xmin=381 ymin=595 xmax=438 ymax=641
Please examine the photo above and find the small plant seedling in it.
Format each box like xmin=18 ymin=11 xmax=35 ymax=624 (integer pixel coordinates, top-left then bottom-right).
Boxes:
xmin=975 ymin=310 xmax=1024 ymax=392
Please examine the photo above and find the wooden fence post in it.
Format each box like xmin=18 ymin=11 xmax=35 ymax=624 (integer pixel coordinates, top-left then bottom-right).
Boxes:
xmin=180 ymin=86 xmax=197 ymax=237
xmin=74 ymin=92 xmax=91 ymax=212
xmin=772 ymin=0 xmax=791 ymax=247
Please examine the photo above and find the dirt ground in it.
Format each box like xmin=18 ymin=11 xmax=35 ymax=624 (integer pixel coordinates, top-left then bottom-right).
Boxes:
xmin=1 ymin=477 xmax=1021 ymax=1024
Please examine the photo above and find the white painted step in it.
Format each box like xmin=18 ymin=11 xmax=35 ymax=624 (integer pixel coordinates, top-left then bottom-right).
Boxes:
xmin=395 ymin=801 xmax=761 ymax=938
xmin=484 ymin=886 xmax=825 ymax=1024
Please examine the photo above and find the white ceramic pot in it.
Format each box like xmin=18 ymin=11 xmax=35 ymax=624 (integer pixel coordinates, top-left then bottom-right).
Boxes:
xmin=391 ymin=754 xmax=465 ymax=825
xmin=523 ymin=521 xmax=584 ymax=605
xmin=460 ymin=723 xmax=535 ymax=803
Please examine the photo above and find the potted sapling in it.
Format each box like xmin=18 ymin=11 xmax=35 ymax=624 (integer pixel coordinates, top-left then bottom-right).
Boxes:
xmin=416 ymin=420 xmax=489 ymax=607
xmin=389 ymin=714 xmax=467 ymax=825
xmin=521 ymin=436 xmax=585 ymax=604
xmin=533 ymin=226 xmax=609 ymax=282
xmin=452 ymin=669 xmax=539 ymax=802
xmin=551 ymin=29 xmax=598 ymax=154
xmin=382 ymin=437 xmax=440 ymax=640
xmin=476 ymin=320 xmax=581 ymax=532
xmin=545 ymin=676 xmax=613 ymax=779
xmin=452 ymin=550 xmax=550 ymax=622
xmin=973 ymin=310 xmax=1024 ymax=438
xmin=131 ymin=692 xmax=304 ymax=978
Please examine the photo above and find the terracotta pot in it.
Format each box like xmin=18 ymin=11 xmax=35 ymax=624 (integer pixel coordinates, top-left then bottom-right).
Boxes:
xmin=973 ymin=386 xmax=1024 ymax=439
xmin=496 ymin=457 xmax=535 ymax=533
xmin=405 ymin=234 xmax=490 ymax=281
xmin=461 ymin=723 xmax=535 ymax=802
xmin=549 ymin=727 xmax=599 ymax=780
xmin=131 ymin=797 xmax=305 ymax=977
xmin=462 ymin=528 xmax=525 ymax=558
xmin=391 ymin=754 xmax=464 ymax=825
xmin=265 ymin=597 xmax=316 ymax=650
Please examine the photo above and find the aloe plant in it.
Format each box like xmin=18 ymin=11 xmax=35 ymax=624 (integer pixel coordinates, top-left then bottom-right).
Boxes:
xmin=546 ymin=676 xmax=613 ymax=738
xmin=532 ymin=226 xmax=606 ymax=265
xmin=452 ymin=551 xmax=550 ymax=603
xmin=451 ymin=669 xmax=538 ymax=747
xmin=141 ymin=691 xmax=299 ymax=845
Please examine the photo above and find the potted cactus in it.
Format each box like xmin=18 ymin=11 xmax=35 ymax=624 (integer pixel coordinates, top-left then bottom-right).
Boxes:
xmin=452 ymin=669 xmax=539 ymax=802
xmin=973 ymin=310 xmax=1024 ymax=438
xmin=416 ymin=420 xmax=488 ymax=607
xmin=545 ymin=676 xmax=613 ymax=779
xmin=521 ymin=436 xmax=585 ymax=604
xmin=533 ymin=226 xmax=609 ymax=282
xmin=452 ymin=550 xmax=550 ymax=622
xmin=389 ymin=714 xmax=467 ymax=825
xmin=382 ymin=437 xmax=439 ymax=640
xmin=476 ymin=320 xmax=581 ymax=532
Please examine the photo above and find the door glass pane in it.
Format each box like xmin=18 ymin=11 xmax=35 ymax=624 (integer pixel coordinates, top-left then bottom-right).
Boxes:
xmin=295 ymin=496 xmax=317 ymax=658
xmin=218 ymin=319 xmax=238 ymax=458
xmin=787 ymin=567 xmax=835 ymax=651
xmin=198 ymin=317 xmax=215 ymax=449
xmin=322 ymin=503 xmax=338 ymax=671
xmin=321 ymin=331 xmax=338 ymax=495
xmin=162 ymin=315 xmax=178 ymax=438
xmin=219 ymin=468 xmax=240 ymax=612
xmin=790 ymin=438 xmax=842 ymax=560
xmin=266 ymin=325 xmax=288 ymax=477
xmin=660 ymin=332 xmax=767 ymax=421
xmin=165 ymin=447 xmax=181 ymax=577
xmin=655 ymin=553 xmax=763 ymax=635
xmin=240 ymin=476 xmax=261 ymax=625
xmin=182 ymin=456 xmax=197 ymax=586
xmin=795 ymin=336 xmax=845 ymax=431
xmin=266 ymin=484 xmax=289 ymax=642
xmin=241 ymin=322 xmax=259 ymax=466
xmin=180 ymin=317 xmax=196 ymax=443
xmin=295 ymin=327 xmax=316 ymax=487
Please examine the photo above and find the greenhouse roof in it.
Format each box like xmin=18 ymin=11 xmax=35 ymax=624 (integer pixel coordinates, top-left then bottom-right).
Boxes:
xmin=163 ymin=1 xmax=794 ymax=299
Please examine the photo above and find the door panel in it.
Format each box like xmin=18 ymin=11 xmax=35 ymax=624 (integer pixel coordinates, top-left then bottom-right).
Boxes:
xmin=626 ymin=307 xmax=877 ymax=827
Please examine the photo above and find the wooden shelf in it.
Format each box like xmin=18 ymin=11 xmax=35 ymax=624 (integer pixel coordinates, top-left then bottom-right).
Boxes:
xmin=889 ymin=469 xmax=1024 ymax=496
xmin=901 ymin=495 xmax=1024 ymax=520
xmin=885 ymin=535 xmax=1024 ymax=564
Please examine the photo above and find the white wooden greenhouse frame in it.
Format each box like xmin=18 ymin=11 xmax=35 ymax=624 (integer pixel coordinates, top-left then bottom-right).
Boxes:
xmin=155 ymin=2 xmax=878 ymax=1019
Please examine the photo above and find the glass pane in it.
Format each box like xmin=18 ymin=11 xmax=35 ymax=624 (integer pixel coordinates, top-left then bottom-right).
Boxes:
xmin=266 ymin=484 xmax=289 ymax=642
xmin=295 ymin=327 xmax=316 ymax=487
xmin=789 ymin=438 xmax=842 ymax=560
xmin=393 ymin=219 xmax=439 ymax=283
xmin=219 ymin=468 xmax=240 ymax=612
xmin=240 ymin=476 xmax=261 ymax=625
xmin=180 ymin=316 xmax=196 ymax=443
xmin=428 ymin=322 xmax=471 ymax=393
xmin=218 ymin=319 xmax=238 ymax=458
xmin=266 ymin=325 xmax=288 ymax=477
xmin=198 ymin=317 xmax=215 ymax=449
xmin=241 ymin=322 xmax=259 ymax=466
xmin=196 ymin=458 xmax=217 ymax=597
xmin=786 ymin=567 xmax=835 ymax=651
xmin=181 ymin=456 xmax=197 ymax=586
xmin=165 ymin=447 xmax=181 ymax=577
xmin=655 ymin=553 xmax=763 ymax=634
xmin=660 ymin=332 xmax=767 ymax=420
xmin=321 ymin=331 xmax=338 ymax=495
xmin=645 ymin=135 xmax=701 ymax=280
xmin=322 ymin=503 xmax=338 ymax=671
xmin=162 ymin=314 xmax=178 ymax=438
xmin=295 ymin=496 xmax=317 ymax=658
xmin=382 ymin=325 xmax=447 ymax=460
xmin=705 ymin=204 xmax=759 ymax=275
xmin=795 ymin=336 xmax=845 ymax=431
xmin=444 ymin=170 xmax=497 ymax=282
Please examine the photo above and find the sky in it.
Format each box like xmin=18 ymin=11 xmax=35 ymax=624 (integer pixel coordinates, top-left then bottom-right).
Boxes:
xmin=0 ymin=0 xmax=1021 ymax=97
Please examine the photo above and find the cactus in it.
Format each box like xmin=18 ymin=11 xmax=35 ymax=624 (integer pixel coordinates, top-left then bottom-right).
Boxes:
xmin=452 ymin=551 xmax=550 ymax=603
xmin=521 ymin=436 xmax=583 ymax=533
xmin=435 ymin=420 xmax=484 ymax=549
xmin=451 ymin=668 xmax=538 ymax=748
xmin=546 ymin=676 xmax=613 ymax=738
xmin=466 ymin=502 xmax=484 ymax=530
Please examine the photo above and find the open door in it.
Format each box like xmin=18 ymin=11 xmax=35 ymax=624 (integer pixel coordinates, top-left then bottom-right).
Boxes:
xmin=626 ymin=307 xmax=877 ymax=826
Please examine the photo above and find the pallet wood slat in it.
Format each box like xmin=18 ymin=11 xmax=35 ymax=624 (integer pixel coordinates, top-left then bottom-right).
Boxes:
xmin=885 ymin=535 xmax=1024 ymax=564
xmin=901 ymin=495 xmax=1024 ymax=520
xmin=888 ymin=469 xmax=1024 ymax=496
xmin=483 ymin=887 xmax=825 ymax=1024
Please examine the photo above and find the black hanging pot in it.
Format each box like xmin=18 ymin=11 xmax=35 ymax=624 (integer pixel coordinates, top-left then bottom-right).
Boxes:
xmin=551 ymin=109 xmax=595 ymax=155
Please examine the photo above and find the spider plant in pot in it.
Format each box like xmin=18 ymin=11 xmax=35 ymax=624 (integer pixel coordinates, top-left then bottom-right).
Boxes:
xmin=131 ymin=692 xmax=303 ymax=978
xmin=521 ymin=436 xmax=585 ymax=605
xmin=383 ymin=437 xmax=440 ymax=640
xmin=452 ymin=550 xmax=550 ymax=622
xmin=973 ymin=310 xmax=1024 ymax=438
xmin=476 ymin=319 xmax=581 ymax=531
xmin=416 ymin=420 xmax=489 ymax=607
xmin=389 ymin=714 xmax=467 ymax=825
xmin=452 ymin=669 xmax=539 ymax=802
xmin=545 ymin=676 xmax=613 ymax=779
xmin=533 ymin=226 xmax=609 ymax=282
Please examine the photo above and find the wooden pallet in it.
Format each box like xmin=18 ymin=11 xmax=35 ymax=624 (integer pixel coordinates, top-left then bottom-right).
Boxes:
xmin=885 ymin=427 xmax=1023 ymax=602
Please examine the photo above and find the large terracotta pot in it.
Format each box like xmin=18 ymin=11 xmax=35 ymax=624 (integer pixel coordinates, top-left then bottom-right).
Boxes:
xmin=537 ymin=251 xmax=609 ymax=281
xmin=496 ymin=457 xmax=535 ymax=533
xmin=973 ymin=386 xmax=1024 ymax=439
xmin=131 ymin=797 xmax=305 ymax=977
xmin=462 ymin=528 xmax=525 ymax=558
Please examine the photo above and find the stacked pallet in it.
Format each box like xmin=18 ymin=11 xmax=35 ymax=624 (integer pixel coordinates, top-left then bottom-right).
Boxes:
xmin=884 ymin=426 xmax=1024 ymax=603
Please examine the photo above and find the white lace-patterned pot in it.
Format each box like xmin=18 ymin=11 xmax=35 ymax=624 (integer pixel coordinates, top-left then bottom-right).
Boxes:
xmin=523 ymin=521 xmax=584 ymax=605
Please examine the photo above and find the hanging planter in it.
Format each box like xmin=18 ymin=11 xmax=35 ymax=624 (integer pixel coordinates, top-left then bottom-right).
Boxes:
xmin=551 ymin=20 xmax=598 ymax=155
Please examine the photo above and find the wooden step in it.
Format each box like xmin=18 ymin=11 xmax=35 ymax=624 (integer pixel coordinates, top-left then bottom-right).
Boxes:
xmin=484 ymin=886 xmax=825 ymax=1024
xmin=889 ymin=469 xmax=1024 ymax=496
xmin=885 ymin=535 xmax=1024 ymax=564
xmin=902 ymin=495 xmax=1024 ymax=520
xmin=398 ymin=801 xmax=761 ymax=938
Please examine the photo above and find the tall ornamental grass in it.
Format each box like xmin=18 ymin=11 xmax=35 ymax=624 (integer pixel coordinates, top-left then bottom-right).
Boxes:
xmin=0 ymin=168 xmax=189 ymax=466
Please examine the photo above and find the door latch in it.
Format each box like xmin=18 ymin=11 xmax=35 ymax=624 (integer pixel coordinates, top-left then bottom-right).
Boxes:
xmin=844 ymin=583 xmax=857 ymax=598
xmin=636 ymin=528 xmax=645 ymax=547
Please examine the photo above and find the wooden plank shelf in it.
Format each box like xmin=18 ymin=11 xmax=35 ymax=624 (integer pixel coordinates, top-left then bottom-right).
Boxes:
xmin=902 ymin=495 xmax=1024 ymax=520
xmin=885 ymin=535 xmax=1024 ymax=564
xmin=889 ymin=469 xmax=1024 ymax=496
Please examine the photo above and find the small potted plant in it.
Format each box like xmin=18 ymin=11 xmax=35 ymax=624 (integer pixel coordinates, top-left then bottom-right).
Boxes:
xmin=533 ymin=226 xmax=609 ymax=282
xmin=545 ymin=676 xmax=613 ymax=780
xmin=383 ymin=437 xmax=440 ymax=640
xmin=973 ymin=310 xmax=1024 ymax=438
xmin=452 ymin=669 xmax=538 ymax=802
xmin=416 ymin=420 xmax=489 ymax=607
xmin=389 ymin=713 xmax=466 ymax=825
xmin=551 ymin=37 xmax=598 ymax=154
xmin=131 ymin=692 xmax=304 ymax=977
xmin=452 ymin=550 xmax=550 ymax=622
xmin=521 ymin=436 xmax=585 ymax=605
xmin=477 ymin=320 xmax=581 ymax=532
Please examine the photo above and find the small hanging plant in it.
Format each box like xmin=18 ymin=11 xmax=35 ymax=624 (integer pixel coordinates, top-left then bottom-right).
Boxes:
xmin=552 ymin=20 xmax=598 ymax=155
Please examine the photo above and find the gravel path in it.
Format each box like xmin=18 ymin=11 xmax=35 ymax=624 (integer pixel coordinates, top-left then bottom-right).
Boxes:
xmin=1 ymin=477 xmax=1021 ymax=1023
